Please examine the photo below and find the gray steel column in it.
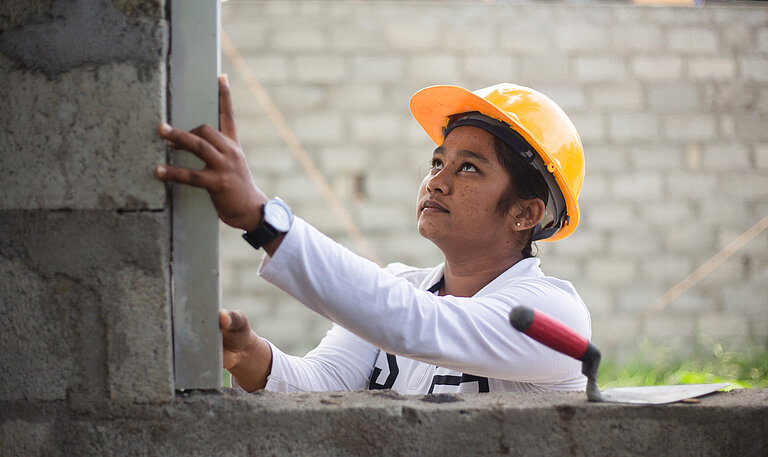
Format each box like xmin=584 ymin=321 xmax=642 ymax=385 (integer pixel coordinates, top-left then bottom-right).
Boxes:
xmin=170 ymin=0 xmax=222 ymax=390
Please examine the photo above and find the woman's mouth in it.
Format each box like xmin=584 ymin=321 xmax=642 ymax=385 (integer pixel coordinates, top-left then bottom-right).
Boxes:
xmin=422 ymin=200 xmax=449 ymax=213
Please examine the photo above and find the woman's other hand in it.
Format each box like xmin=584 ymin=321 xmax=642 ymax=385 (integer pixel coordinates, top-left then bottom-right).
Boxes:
xmin=220 ymin=309 xmax=273 ymax=392
xmin=155 ymin=75 xmax=266 ymax=232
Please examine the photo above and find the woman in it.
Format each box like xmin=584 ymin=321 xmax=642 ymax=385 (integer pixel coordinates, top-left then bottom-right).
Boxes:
xmin=156 ymin=77 xmax=589 ymax=394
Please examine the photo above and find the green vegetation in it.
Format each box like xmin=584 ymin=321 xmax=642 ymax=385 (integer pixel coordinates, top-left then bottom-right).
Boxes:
xmin=598 ymin=341 xmax=768 ymax=390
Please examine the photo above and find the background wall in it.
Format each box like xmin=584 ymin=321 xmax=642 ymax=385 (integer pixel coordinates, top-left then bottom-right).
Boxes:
xmin=220 ymin=0 xmax=768 ymax=358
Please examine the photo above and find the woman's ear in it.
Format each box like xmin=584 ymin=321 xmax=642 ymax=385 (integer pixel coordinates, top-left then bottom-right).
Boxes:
xmin=510 ymin=198 xmax=546 ymax=232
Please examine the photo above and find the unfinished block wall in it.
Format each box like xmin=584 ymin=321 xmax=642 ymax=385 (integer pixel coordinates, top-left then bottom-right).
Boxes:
xmin=0 ymin=0 xmax=173 ymax=405
xmin=220 ymin=1 xmax=768 ymax=358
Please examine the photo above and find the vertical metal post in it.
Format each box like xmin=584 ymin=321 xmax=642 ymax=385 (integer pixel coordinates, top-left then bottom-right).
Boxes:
xmin=170 ymin=0 xmax=222 ymax=390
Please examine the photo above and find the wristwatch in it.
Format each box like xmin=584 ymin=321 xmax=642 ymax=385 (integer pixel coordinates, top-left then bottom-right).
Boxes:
xmin=242 ymin=198 xmax=294 ymax=250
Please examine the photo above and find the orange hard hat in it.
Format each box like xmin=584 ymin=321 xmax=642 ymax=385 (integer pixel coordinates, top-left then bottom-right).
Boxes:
xmin=410 ymin=84 xmax=585 ymax=241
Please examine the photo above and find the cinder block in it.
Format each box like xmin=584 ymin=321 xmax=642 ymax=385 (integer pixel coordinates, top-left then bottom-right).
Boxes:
xmin=758 ymin=29 xmax=768 ymax=53
xmin=568 ymin=113 xmax=606 ymax=143
xmin=408 ymin=54 xmax=460 ymax=83
xmin=698 ymin=313 xmax=750 ymax=341
xmin=219 ymin=226 xmax=260 ymax=264
xmin=500 ymin=26 xmax=554 ymax=56
xmin=664 ymin=115 xmax=718 ymax=141
xmin=351 ymin=113 xmax=402 ymax=143
xmin=735 ymin=114 xmax=768 ymax=140
xmin=589 ymin=83 xmax=642 ymax=109
xmin=667 ymin=28 xmax=719 ymax=54
xmin=616 ymin=284 xmax=664 ymax=313
xmin=701 ymin=142 xmax=749 ymax=171
xmin=577 ymin=172 xmax=609 ymax=203
xmin=712 ymin=5 xmax=768 ymax=26
xmin=385 ymin=22 xmax=438 ymax=50
xmin=273 ymin=174 xmax=326 ymax=204
xmin=553 ymin=24 xmax=610 ymax=53
xmin=574 ymin=283 xmax=614 ymax=314
xmin=628 ymin=145 xmax=683 ymax=170
xmin=271 ymin=27 xmax=328 ymax=51
xmin=631 ymin=56 xmax=683 ymax=81
xmin=720 ymin=284 xmax=768 ymax=314
xmin=740 ymin=57 xmax=768 ymax=83
xmin=352 ymin=56 xmax=405 ymax=83
xmin=642 ymin=313 xmax=697 ymax=342
xmin=608 ymin=113 xmax=659 ymax=141
xmin=294 ymin=56 xmax=346 ymax=83
xmin=612 ymin=25 xmax=664 ymax=52
xmin=224 ymin=25 xmax=267 ymax=54
xmin=546 ymin=229 xmax=605 ymax=258
xmin=0 ymin=419 xmax=55 ymax=456
xmin=574 ymin=57 xmax=627 ymax=83
xmin=641 ymin=201 xmax=694 ymax=226
xmin=517 ymin=56 xmax=570 ymax=83
xmin=242 ymin=55 xmax=289 ymax=83
xmin=584 ymin=203 xmax=635 ymax=230
xmin=647 ymin=83 xmax=701 ymax=111
xmin=0 ymin=210 xmax=172 ymax=403
xmin=664 ymin=226 xmax=715 ymax=255
xmin=612 ymin=171 xmax=663 ymax=201
xmin=366 ymin=172 xmax=419 ymax=202
xmin=244 ymin=146 xmax=296 ymax=174
xmin=291 ymin=112 xmax=345 ymax=143
xmin=328 ymin=83 xmax=385 ymax=110
xmin=437 ymin=26 xmax=493 ymax=52
xmin=688 ymin=56 xmax=736 ymax=81
xmin=719 ymin=172 xmax=768 ymax=200
xmin=320 ymin=145 xmax=370 ymax=174
xmin=235 ymin=115 xmax=286 ymax=146
xmin=697 ymin=197 xmax=750 ymax=229
xmin=0 ymin=61 xmax=167 ymax=210
xmin=590 ymin=314 xmax=640 ymax=351
xmin=461 ymin=55 xmax=517 ymax=85
xmin=666 ymin=171 xmax=717 ymax=198
xmin=755 ymin=143 xmax=768 ymax=168
xmin=534 ymin=85 xmax=586 ymax=112
xmin=585 ymin=257 xmax=636 ymax=285
xmin=331 ymin=27 xmax=387 ymax=52
xmin=640 ymin=255 xmax=693 ymax=283
xmin=582 ymin=145 xmax=628 ymax=172
xmin=609 ymin=229 xmax=662 ymax=256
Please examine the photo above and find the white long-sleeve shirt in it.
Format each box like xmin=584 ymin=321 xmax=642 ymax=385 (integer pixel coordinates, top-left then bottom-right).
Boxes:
xmin=254 ymin=217 xmax=591 ymax=394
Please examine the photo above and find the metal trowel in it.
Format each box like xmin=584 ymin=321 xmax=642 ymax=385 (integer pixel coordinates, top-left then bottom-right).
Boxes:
xmin=509 ymin=306 xmax=729 ymax=405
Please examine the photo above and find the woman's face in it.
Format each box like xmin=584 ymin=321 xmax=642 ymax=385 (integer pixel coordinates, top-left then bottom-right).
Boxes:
xmin=416 ymin=125 xmax=515 ymax=251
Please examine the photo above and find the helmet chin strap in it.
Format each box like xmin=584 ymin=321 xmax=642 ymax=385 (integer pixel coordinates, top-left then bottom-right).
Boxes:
xmin=444 ymin=112 xmax=567 ymax=241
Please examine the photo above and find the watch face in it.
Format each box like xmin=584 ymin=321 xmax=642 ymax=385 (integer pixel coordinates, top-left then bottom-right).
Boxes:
xmin=265 ymin=200 xmax=293 ymax=232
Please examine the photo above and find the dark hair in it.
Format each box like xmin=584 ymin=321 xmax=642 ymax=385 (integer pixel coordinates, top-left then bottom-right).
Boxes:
xmin=492 ymin=135 xmax=549 ymax=258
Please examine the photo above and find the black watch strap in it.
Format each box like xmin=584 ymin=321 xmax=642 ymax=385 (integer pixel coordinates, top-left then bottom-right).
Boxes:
xmin=242 ymin=198 xmax=293 ymax=250
xmin=242 ymin=223 xmax=280 ymax=250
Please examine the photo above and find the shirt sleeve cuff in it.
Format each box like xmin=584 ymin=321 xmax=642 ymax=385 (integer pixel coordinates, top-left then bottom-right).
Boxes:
xmin=257 ymin=216 xmax=306 ymax=279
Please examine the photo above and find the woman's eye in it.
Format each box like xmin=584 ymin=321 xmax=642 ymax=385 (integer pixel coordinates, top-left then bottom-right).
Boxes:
xmin=460 ymin=162 xmax=478 ymax=172
xmin=431 ymin=158 xmax=444 ymax=171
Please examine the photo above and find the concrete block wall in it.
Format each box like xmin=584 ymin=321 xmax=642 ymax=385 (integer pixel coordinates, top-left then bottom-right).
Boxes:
xmin=0 ymin=0 xmax=173 ymax=403
xmin=220 ymin=1 xmax=768 ymax=358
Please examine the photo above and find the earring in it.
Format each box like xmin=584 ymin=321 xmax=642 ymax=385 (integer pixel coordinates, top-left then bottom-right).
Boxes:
xmin=516 ymin=222 xmax=521 ymax=227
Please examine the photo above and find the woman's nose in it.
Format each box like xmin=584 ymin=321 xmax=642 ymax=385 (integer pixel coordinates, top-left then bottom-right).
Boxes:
xmin=425 ymin=168 xmax=450 ymax=194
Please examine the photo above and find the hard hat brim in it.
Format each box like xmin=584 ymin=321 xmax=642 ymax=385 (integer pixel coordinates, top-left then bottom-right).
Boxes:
xmin=409 ymin=85 xmax=579 ymax=241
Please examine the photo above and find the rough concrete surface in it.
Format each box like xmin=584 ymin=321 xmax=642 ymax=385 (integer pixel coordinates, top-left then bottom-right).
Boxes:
xmin=0 ymin=210 xmax=173 ymax=404
xmin=0 ymin=0 xmax=168 ymax=211
xmin=1 ymin=389 xmax=766 ymax=456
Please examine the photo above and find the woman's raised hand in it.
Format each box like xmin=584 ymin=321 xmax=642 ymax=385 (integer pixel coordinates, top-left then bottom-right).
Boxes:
xmin=155 ymin=75 xmax=266 ymax=232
